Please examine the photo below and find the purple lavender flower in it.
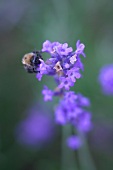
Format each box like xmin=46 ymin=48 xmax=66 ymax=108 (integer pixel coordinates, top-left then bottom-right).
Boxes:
xmin=76 ymin=111 xmax=92 ymax=132
xmin=67 ymin=135 xmax=82 ymax=150
xmin=55 ymin=91 xmax=92 ymax=131
xmin=58 ymin=77 xmax=74 ymax=90
xmin=70 ymin=54 xmax=77 ymax=64
xmin=16 ymin=109 xmax=54 ymax=147
xmin=39 ymin=59 xmax=48 ymax=74
xmin=36 ymin=72 xmax=42 ymax=81
xmin=23 ymin=39 xmax=92 ymax=150
xmin=54 ymin=91 xmax=92 ymax=149
xmin=41 ymin=40 xmax=52 ymax=53
xmin=42 ymin=40 xmax=60 ymax=54
xmin=55 ymin=106 xmax=67 ymax=124
xmin=64 ymin=91 xmax=78 ymax=103
xmin=36 ymin=40 xmax=86 ymax=92
xmin=77 ymin=93 xmax=90 ymax=107
xmin=98 ymin=64 xmax=113 ymax=95
xmin=74 ymin=57 xmax=84 ymax=71
xmin=66 ymin=67 xmax=81 ymax=83
xmin=42 ymin=40 xmax=73 ymax=56
xmin=75 ymin=40 xmax=86 ymax=57
xmin=36 ymin=59 xmax=48 ymax=81
xmin=55 ymin=43 xmax=73 ymax=56
xmin=42 ymin=86 xmax=53 ymax=101
xmin=40 ymin=40 xmax=92 ymax=149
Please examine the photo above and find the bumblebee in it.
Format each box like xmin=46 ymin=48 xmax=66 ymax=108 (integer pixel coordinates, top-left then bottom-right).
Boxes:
xmin=22 ymin=51 xmax=43 ymax=73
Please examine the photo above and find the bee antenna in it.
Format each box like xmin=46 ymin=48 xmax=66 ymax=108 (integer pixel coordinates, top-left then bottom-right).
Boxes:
xmin=32 ymin=48 xmax=36 ymax=53
xmin=32 ymin=48 xmax=42 ymax=54
xmin=39 ymin=50 xmax=43 ymax=53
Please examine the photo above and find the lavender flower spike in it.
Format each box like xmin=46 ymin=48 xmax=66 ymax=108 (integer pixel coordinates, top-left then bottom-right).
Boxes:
xmin=36 ymin=40 xmax=86 ymax=91
xmin=22 ymin=39 xmax=92 ymax=149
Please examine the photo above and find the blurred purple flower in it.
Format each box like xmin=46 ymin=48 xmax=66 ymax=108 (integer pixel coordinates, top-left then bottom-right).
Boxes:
xmin=98 ymin=64 xmax=113 ymax=95
xmin=55 ymin=106 xmax=66 ymax=124
xmin=55 ymin=91 xmax=92 ymax=135
xmin=42 ymin=86 xmax=53 ymax=101
xmin=64 ymin=91 xmax=78 ymax=103
xmin=76 ymin=111 xmax=92 ymax=132
xmin=77 ymin=94 xmax=90 ymax=107
xmin=67 ymin=135 xmax=82 ymax=150
xmin=16 ymin=110 xmax=54 ymax=147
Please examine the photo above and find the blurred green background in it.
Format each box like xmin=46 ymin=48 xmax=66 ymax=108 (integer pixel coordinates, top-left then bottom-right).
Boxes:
xmin=1 ymin=0 xmax=113 ymax=169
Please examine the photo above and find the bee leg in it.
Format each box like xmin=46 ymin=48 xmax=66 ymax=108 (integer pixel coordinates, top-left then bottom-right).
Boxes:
xmin=33 ymin=67 xmax=39 ymax=73
xmin=27 ymin=69 xmax=34 ymax=73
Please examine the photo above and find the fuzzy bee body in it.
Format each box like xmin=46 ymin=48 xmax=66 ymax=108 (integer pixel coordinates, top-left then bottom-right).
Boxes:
xmin=22 ymin=51 xmax=43 ymax=73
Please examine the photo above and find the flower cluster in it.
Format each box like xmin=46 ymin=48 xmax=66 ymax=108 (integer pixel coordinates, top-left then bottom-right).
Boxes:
xmin=36 ymin=40 xmax=92 ymax=150
xmin=55 ymin=91 xmax=92 ymax=149
xmin=55 ymin=92 xmax=91 ymax=130
xmin=36 ymin=40 xmax=85 ymax=90
xmin=98 ymin=64 xmax=113 ymax=95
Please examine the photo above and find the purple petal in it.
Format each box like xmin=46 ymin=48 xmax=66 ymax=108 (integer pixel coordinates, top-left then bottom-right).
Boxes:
xmin=67 ymin=135 xmax=82 ymax=150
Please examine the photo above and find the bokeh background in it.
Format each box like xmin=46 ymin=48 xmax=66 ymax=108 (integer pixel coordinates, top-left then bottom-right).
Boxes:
xmin=1 ymin=0 xmax=113 ymax=169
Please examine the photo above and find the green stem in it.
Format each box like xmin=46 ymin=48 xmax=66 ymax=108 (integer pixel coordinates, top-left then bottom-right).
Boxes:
xmin=61 ymin=125 xmax=79 ymax=170
xmin=78 ymin=131 xmax=97 ymax=170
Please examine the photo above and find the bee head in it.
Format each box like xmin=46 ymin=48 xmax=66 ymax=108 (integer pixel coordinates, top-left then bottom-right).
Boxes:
xmin=22 ymin=53 xmax=34 ymax=65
